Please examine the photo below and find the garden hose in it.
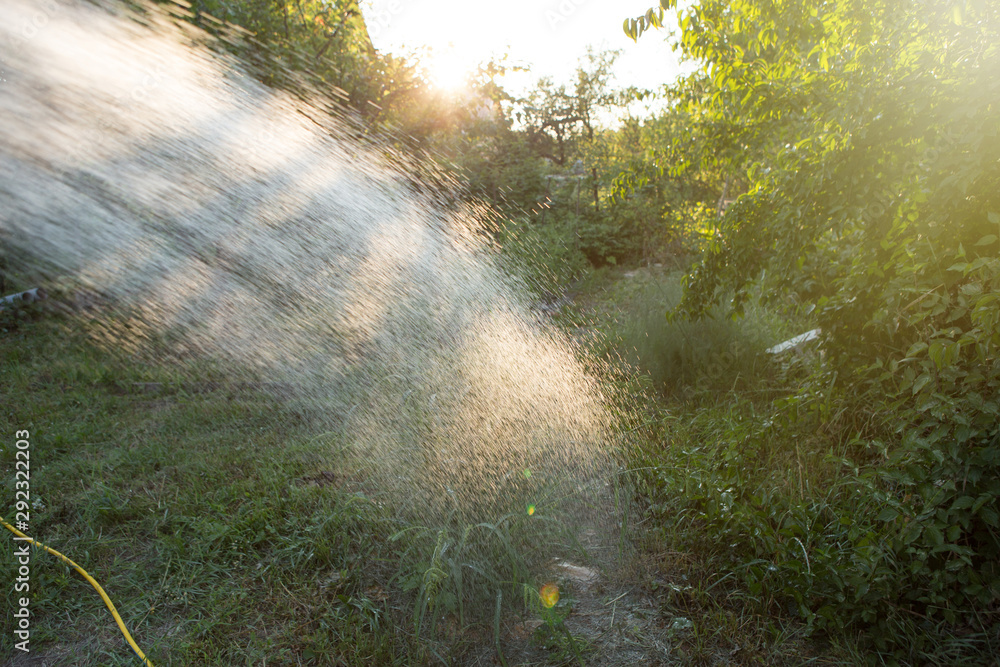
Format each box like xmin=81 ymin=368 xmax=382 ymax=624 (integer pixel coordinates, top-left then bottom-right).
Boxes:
xmin=1 ymin=517 xmax=155 ymax=666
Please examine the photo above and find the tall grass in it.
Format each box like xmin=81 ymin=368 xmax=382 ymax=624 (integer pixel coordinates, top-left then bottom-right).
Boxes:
xmin=613 ymin=270 xmax=798 ymax=401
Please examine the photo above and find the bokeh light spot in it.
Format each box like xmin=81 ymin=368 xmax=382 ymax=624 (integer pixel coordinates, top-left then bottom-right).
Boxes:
xmin=539 ymin=583 xmax=559 ymax=608
xmin=527 ymin=504 xmax=535 ymax=516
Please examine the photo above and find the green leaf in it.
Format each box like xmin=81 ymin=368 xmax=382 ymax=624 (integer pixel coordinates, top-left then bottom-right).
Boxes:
xmin=928 ymin=341 xmax=946 ymax=369
xmin=975 ymin=234 xmax=997 ymax=247
xmin=949 ymin=341 xmax=962 ymax=364
xmin=972 ymin=494 xmax=993 ymax=513
xmin=925 ymin=525 xmax=944 ymax=546
xmin=876 ymin=507 xmax=899 ymax=522
xmin=912 ymin=372 xmax=933 ymax=395
xmin=950 ymin=496 xmax=975 ymax=511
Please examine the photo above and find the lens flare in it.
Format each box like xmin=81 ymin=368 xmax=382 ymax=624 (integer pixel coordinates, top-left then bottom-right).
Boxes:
xmin=539 ymin=583 xmax=559 ymax=608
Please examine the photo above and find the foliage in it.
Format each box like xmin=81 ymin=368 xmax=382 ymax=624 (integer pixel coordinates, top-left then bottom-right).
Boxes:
xmin=168 ymin=0 xmax=688 ymax=274
xmin=608 ymin=103 xmax=731 ymax=258
xmin=182 ymin=0 xmax=376 ymax=103
xmin=461 ymin=50 xmax=671 ymax=278
xmin=154 ymin=0 xmax=714 ymax=275
xmin=173 ymin=0 xmax=496 ymax=149
xmin=520 ymin=49 xmax=619 ymax=168
xmin=626 ymin=0 xmax=1000 ymax=658
xmin=491 ymin=213 xmax=592 ymax=291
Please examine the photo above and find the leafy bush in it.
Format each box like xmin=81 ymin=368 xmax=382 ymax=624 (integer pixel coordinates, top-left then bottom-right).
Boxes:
xmin=639 ymin=392 xmax=1000 ymax=662
xmin=625 ymin=0 xmax=1000 ymax=657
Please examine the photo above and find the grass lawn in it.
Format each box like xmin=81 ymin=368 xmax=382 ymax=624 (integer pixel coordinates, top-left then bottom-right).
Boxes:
xmin=0 ymin=286 xmax=412 ymax=665
xmin=1 ymin=265 xmax=864 ymax=666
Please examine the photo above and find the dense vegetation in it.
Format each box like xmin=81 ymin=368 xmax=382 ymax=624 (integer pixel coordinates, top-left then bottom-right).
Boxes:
xmin=618 ymin=0 xmax=1000 ymax=662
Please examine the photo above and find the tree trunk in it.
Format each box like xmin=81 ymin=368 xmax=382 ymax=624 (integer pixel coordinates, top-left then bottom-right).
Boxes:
xmin=715 ymin=174 xmax=732 ymax=217
xmin=592 ymin=168 xmax=600 ymax=214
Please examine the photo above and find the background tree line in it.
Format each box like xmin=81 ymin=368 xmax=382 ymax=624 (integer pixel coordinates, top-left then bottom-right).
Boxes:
xmin=163 ymin=0 xmax=729 ymax=277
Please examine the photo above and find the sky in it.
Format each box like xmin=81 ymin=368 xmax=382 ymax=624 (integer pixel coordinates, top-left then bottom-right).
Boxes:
xmin=362 ymin=0 xmax=694 ymax=99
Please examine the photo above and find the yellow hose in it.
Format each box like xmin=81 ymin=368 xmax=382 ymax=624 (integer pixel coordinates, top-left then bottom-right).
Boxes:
xmin=1 ymin=517 xmax=155 ymax=666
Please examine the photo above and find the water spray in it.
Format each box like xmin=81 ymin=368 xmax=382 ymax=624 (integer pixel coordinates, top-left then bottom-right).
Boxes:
xmin=0 ymin=0 xmax=632 ymax=657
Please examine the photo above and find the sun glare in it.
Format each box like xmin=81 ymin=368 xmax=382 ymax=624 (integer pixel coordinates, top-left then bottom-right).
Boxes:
xmin=427 ymin=50 xmax=470 ymax=92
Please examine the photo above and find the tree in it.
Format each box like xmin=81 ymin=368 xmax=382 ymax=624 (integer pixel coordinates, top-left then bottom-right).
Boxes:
xmin=185 ymin=0 xmax=429 ymax=116
xmin=522 ymin=49 xmax=620 ymax=207
xmin=608 ymin=98 xmax=726 ymax=255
